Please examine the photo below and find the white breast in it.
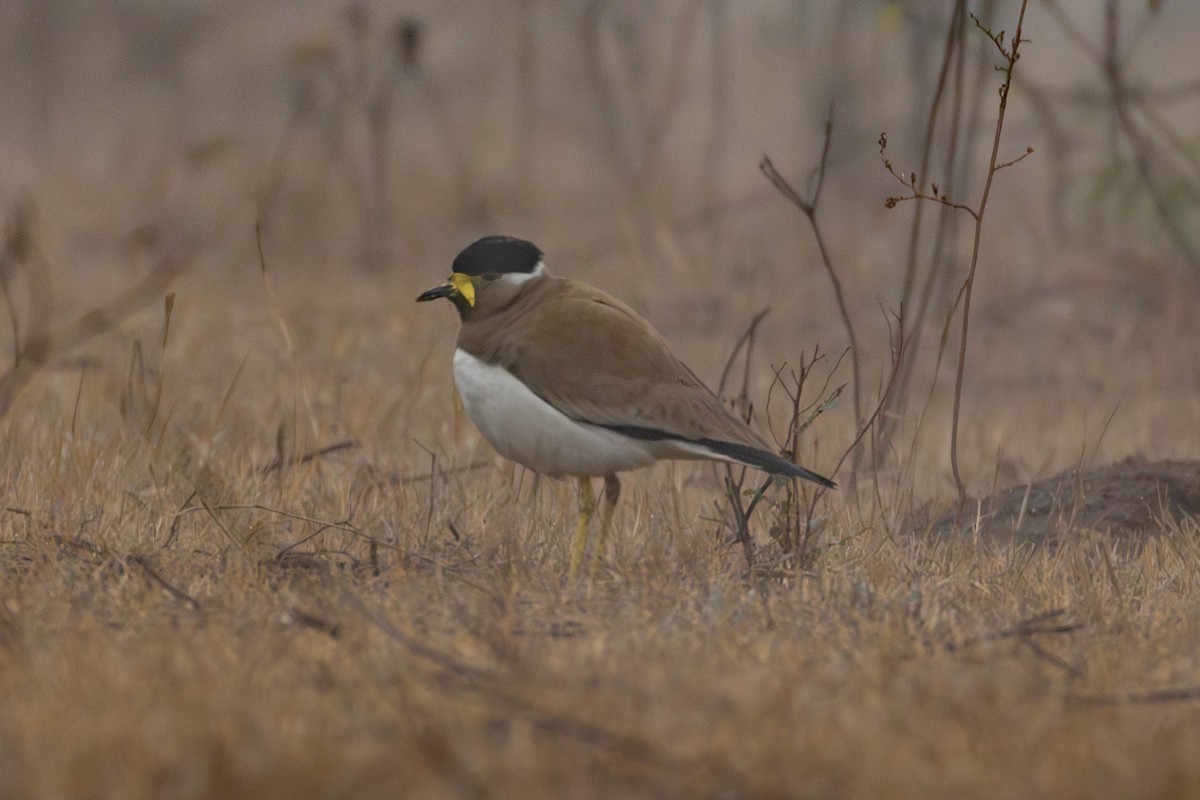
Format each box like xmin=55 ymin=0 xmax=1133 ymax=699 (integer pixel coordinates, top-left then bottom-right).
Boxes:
xmin=452 ymin=348 xmax=658 ymax=478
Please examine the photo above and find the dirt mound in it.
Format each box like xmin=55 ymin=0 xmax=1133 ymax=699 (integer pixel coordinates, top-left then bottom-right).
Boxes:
xmin=934 ymin=457 xmax=1200 ymax=547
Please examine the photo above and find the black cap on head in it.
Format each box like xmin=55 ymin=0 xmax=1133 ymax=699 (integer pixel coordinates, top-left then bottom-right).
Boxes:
xmin=452 ymin=236 xmax=543 ymax=276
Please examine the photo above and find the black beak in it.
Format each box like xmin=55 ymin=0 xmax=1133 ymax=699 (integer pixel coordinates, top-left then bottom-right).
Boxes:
xmin=416 ymin=284 xmax=454 ymax=302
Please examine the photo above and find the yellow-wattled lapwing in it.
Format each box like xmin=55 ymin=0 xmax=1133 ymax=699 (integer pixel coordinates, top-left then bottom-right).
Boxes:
xmin=418 ymin=235 xmax=835 ymax=577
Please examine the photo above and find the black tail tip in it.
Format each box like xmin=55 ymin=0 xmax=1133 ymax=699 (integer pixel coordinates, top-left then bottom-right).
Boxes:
xmin=791 ymin=466 xmax=836 ymax=489
xmin=695 ymin=437 xmax=836 ymax=488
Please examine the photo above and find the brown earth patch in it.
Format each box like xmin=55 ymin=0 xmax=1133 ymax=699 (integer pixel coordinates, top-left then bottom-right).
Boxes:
xmin=934 ymin=457 xmax=1200 ymax=547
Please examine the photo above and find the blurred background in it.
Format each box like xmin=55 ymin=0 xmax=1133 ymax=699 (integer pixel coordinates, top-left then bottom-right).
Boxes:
xmin=0 ymin=0 xmax=1197 ymax=490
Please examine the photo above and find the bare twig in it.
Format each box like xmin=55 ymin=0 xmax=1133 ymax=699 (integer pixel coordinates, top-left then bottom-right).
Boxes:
xmin=391 ymin=458 xmax=492 ymax=487
xmin=880 ymin=0 xmax=1032 ymax=505
xmin=760 ymin=110 xmax=864 ymax=469
xmin=723 ymin=474 xmax=756 ymax=573
xmin=256 ymin=221 xmax=319 ymax=439
xmin=0 ymin=259 xmax=186 ymax=418
xmin=281 ymin=607 xmax=343 ymax=639
xmin=946 ymin=608 xmax=1084 ymax=650
xmin=1070 ymin=686 xmax=1200 ymax=707
xmin=715 ymin=307 xmax=771 ymax=402
xmin=878 ymin=0 xmax=967 ymax=458
xmin=260 ymin=438 xmax=360 ymax=473
xmin=947 ymin=1 xmax=1031 ymax=504
xmin=161 ymin=490 xmax=197 ymax=550
xmin=1038 ymin=0 xmax=1200 ymax=278
xmin=198 ymin=496 xmax=240 ymax=548
xmin=1100 ymin=0 xmax=1200 ymax=278
xmin=127 ymin=554 xmax=201 ymax=610
xmin=880 ymin=136 xmax=981 ymax=218
xmin=581 ymin=1 xmax=702 ymax=272
xmin=1019 ymin=635 xmax=1084 ymax=678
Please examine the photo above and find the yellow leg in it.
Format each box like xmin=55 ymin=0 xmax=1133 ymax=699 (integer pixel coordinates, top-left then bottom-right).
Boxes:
xmin=568 ymin=477 xmax=596 ymax=580
xmin=589 ymin=475 xmax=621 ymax=577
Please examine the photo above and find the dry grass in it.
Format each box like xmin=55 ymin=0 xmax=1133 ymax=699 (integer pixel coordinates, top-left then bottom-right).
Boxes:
xmin=0 ymin=259 xmax=1197 ymax=800
xmin=3 ymin=2 xmax=1200 ymax=798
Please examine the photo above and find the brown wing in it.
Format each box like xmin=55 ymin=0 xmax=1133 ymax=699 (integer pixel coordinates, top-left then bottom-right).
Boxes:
xmin=457 ymin=276 xmax=772 ymax=450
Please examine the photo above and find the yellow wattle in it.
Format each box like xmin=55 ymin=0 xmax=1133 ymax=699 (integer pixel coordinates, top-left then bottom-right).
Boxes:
xmin=450 ymin=273 xmax=476 ymax=307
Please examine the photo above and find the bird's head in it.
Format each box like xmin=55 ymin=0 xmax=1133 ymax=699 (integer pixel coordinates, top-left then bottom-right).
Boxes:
xmin=416 ymin=235 xmax=546 ymax=318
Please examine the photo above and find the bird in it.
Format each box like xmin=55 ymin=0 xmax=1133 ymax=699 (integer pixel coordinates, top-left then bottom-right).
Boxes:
xmin=417 ymin=235 xmax=835 ymax=578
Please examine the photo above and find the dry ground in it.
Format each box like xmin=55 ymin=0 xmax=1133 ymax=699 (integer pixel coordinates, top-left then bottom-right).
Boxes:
xmin=0 ymin=259 xmax=1197 ymax=800
xmin=936 ymin=456 xmax=1200 ymax=550
xmin=3 ymin=2 xmax=1200 ymax=798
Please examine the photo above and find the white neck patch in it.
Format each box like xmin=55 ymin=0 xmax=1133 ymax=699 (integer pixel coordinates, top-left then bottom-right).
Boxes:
xmin=497 ymin=260 xmax=547 ymax=287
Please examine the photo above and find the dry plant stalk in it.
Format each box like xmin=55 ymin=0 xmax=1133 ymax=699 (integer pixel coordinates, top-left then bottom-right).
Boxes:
xmin=581 ymin=1 xmax=718 ymax=274
xmin=876 ymin=0 xmax=972 ymax=458
xmin=880 ymin=0 xmax=1032 ymax=506
xmin=759 ymin=108 xmax=864 ymax=463
xmin=1044 ymin=0 xmax=1200 ymax=279
xmin=261 ymin=3 xmax=425 ymax=271
xmin=0 ymin=196 xmax=185 ymax=420
xmin=712 ymin=314 xmax=848 ymax=573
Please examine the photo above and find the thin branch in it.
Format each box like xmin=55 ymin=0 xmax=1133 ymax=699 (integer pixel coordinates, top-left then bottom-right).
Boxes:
xmin=127 ymin=554 xmax=201 ymax=610
xmin=1 ymin=268 xmax=186 ymax=415
xmin=392 ymin=458 xmax=491 ymax=487
xmin=260 ymin=438 xmax=360 ymax=473
xmin=879 ymin=135 xmax=980 ymax=219
xmin=1039 ymin=0 xmax=1200 ymax=278
xmin=256 ymin=221 xmax=320 ymax=437
xmin=723 ymin=474 xmax=756 ymax=573
xmin=993 ymin=146 xmax=1035 ymax=172
xmin=949 ymin=0 xmax=1031 ymax=504
xmin=1070 ymin=686 xmax=1200 ymax=706
xmin=760 ymin=113 xmax=863 ymax=481
xmin=878 ymin=0 xmax=967 ymax=460
xmin=945 ymin=608 xmax=1084 ymax=649
xmin=1019 ymin=635 xmax=1084 ymax=678
xmin=197 ymin=496 xmax=240 ymax=548
xmin=882 ymin=2 xmax=1033 ymax=505
xmin=715 ymin=307 xmax=771 ymax=399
